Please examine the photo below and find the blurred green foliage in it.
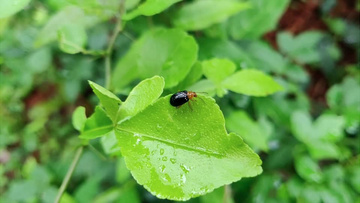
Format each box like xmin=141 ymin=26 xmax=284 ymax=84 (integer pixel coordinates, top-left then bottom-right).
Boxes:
xmin=1 ymin=0 xmax=359 ymax=202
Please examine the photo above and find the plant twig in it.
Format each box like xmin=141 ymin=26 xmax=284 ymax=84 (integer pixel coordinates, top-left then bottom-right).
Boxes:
xmin=105 ymin=0 xmax=126 ymax=89
xmin=55 ymin=146 xmax=83 ymax=203
xmin=223 ymin=184 xmax=232 ymax=203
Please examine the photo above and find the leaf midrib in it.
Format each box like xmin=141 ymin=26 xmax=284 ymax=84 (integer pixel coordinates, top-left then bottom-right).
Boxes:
xmin=117 ymin=127 xmax=224 ymax=158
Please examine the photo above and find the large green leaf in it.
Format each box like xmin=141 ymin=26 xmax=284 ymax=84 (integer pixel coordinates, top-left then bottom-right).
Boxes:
xmin=173 ymin=0 xmax=250 ymax=31
xmin=124 ymin=0 xmax=182 ymax=20
xmin=0 ymin=0 xmax=31 ymax=19
xmin=112 ymin=28 xmax=197 ymax=90
xmin=228 ymin=0 xmax=290 ymax=39
xmin=116 ymin=95 xmax=262 ymax=200
xmin=222 ymin=69 xmax=283 ymax=96
xmin=89 ymin=81 xmax=122 ymax=122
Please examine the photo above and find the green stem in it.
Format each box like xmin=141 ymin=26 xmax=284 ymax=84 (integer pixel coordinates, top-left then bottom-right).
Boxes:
xmin=105 ymin=0 xmax=125 ymax=89
xmin=223 ymin=185 xmax=232 ymax=203
xmin=54 ymin=146 xmax=83 ymax=203
xmin=55 ymin=2 xmax=126 ymax=202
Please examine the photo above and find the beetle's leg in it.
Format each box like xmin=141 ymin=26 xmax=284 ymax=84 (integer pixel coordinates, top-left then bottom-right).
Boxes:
xmin=188 ymin=101 xmax=193 ymax=111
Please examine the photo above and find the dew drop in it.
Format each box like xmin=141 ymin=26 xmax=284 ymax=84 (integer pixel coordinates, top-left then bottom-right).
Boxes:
xmin=162 ymin=156 xmax=168 ymax=161
xmin=180 ymin=164 xmax=190 ymax=173
xmin=159 ymin=165 xmax=166 ymax=173
xmin=181 ymin=174 xmax=187 ymax=184
xmin=160 ymin=148 xmax=165 ymax=155
xmin=163 ymin=173 xmax=171 ymax=182
xmin=135 ymin=138 xmax=141 ymax=145
xmin=151 ymin=150 xmax=156 ymax=155
xmin=170 ymin=158 xmax=176 ymax=164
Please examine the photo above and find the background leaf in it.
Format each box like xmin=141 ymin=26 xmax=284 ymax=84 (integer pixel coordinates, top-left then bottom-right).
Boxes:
xmin=223 ymin=69 xmax=283 ymax=96
xmin=112 ymin=28 xmax=198 ymax=90
xmin=35 ymin=6 xmax=87 ymax=47
xmin=58 ymin=23 xmax=87 ymax=54
xmin=0 ymin=0 xmax=31 ymax=19
xmin=173 ymin=0 xmax=250 ymax=31
xmin=124 ymin=0 xmax=182 ymax=20
xmin=72 ymin=106 xmax=87 ymax=131
xmin=228 ymin=0 xmax=290 ymax=39
xmin=277 ymin=31 xmax=325 ymax=64
xmin=226 ymin=111 xmax=269 ymax=151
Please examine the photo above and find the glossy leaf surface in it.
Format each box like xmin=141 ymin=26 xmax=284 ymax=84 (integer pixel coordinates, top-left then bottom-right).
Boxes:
xmin=116 ymin=95 xmax=262 ymax=200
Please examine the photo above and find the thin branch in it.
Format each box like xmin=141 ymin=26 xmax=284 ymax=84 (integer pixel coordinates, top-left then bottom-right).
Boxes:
xmin=54 ymin=146 xmax=83 ymax=203
xmin=223 ymin=185 xmax=232 ymax=203
xmin=105 ymin=0 xmax=126 ymax=89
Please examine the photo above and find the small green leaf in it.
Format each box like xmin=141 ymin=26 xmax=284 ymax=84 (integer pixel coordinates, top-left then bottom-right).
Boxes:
xmin=202 ymin=58 xmax=236 ymax=85
xmin=294 ymin=155 xmax=323 ymax=183
xmin=173 ymin=0 xmax=250 ymax=31
xmin=89 ymin=81 xmax=122 ymax=122
xmin=228 ymin=0 xmax=290 ymax=39
xmin=124 ymin=0 xmax=182 ymax=20
xmin=101 ymin=131 xmax=121 ymax=155
xmin=80 ymin=106 xmax=113 ymax=139
xmin=72 ymin=106 xmax=87 ymax=131
xmin=117 ymin=76 xmax=165 ymax=122
xmin=222 ymin=69 xmax=283 ymax=96
xmin=226 ymin=111 xmax=269 ymax=151
xmin=116 ymin=95 xmax=262 ymax=200
xmin=0 ymin=0 xmax=31 ymax=19
xmin=112 ymin=28 xmax=198 ymax=90
xmin=58 ymin=23 xmax=87 ymax=54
